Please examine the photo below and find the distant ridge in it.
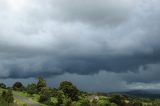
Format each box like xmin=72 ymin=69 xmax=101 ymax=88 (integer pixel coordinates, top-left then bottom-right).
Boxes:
xmin=123 ymin=89 xmax=160 ymax=98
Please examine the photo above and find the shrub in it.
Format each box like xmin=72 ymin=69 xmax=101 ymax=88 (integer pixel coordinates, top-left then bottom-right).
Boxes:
xmin=79 ymin=98 xmax=91 ymax=106
xmin=2 ymin=91 xmax=7 ymax=97
xmin=26 ymin=83 xmax=37 ymax=95
xmin=0 ymin=83 xmax=6 ymax=89
xmin=3 ymin=89 xmax=14 ymax=105
xmin=109 ymin=95 xmax=124 ymax=106
xmin=39 ymin=94 xmax=50 ymax=103
xmin=39 ymin=87 xmax=51 ymax=104
xmin=97 ymin=99 xmax=111 ymax=106
xmin=110 ymin=103 xmax=118 ymax=106
xmin=63 ymin=98 xmax=72 ymax=106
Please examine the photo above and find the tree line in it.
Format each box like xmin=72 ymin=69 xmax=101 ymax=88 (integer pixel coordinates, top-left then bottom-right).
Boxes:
xmin=0 ymin=77 xmax=146 ymax=106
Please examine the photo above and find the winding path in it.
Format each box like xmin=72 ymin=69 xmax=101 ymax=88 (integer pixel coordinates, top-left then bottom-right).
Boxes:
xmin=14 ymin=93 xmax=41 ymax=106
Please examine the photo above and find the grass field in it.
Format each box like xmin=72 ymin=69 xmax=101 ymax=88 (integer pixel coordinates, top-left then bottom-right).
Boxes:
xmin=0 ymin=88 xmax=43 ymax=106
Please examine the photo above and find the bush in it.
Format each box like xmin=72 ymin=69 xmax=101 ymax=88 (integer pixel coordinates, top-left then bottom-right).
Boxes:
xmin=109 ymin=95 xmax=124 ymax=106
xmin=110 ymin=103 xmax=118 ymax=106
xmin=26 ymin=83 xmax=37 ymax=95
xmin=39 ymin=94 xmax=50 ymax=103
xmin=3 ymin=89 xmax=14 ymax=105
xmin=2 ymin=91 xmax=7 ymax=97
xmin=0 ymin=83 xmax=6 ymax=89
xmin=63 ymin=98 xmax=72 ymax=106
xmin=39 ymin=87 xmax=51 ymax=104
xmin=79 ymin=98 xmax=91 ymax=106
xmin=97 ymin=99 xmax=111 ymax=106
xmin=56 ymin=96 xmax=63 ymax=106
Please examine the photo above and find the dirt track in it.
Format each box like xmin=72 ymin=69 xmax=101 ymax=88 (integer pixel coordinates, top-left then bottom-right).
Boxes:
xmin=14 ymin=93 xmax=41 ymax=106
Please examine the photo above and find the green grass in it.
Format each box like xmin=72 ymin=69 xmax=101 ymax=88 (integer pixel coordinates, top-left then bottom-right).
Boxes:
xmin=0 ymin=88 xmax=47 ymax=106
xmin=0 ymin=97 xmax=8 ymax=106
xmin=14 ymin=98 xmax=29 ymax=106
xmin=2 ymin=87 xmax=160 ymax=106
xmin=13 ymin=90 xmax=47 ymax=106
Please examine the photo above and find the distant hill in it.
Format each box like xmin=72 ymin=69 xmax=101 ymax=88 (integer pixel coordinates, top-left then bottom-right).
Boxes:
xmin=123 ymin=89 xmax=160 ymax=98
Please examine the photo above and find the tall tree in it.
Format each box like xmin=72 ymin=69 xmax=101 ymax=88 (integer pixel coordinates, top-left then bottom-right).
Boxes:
xmin=37 ymin=77 xmax=47 ymax=93
xmin=59 ymin=81 xmax=79 ymax=101
xmin=4 ymin=89 xmax=14 ymax=106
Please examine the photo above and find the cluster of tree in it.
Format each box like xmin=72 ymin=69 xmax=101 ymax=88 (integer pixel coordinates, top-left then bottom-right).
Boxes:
xmin=109 ymin=95 xmax=143 ymax=106
xmin=37 ymin=78 xmax=80 ymax=105
xmin=6 ymin=77 xmax=79 ymax=105
xmin=1 ymin=89 xmax=14 ymax=106
xmin=1 ymin=78 xmax=157 ymax=106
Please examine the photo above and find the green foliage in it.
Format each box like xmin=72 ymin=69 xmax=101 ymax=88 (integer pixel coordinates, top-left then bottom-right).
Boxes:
xmin=59 ymin=81 xmax=79 ymax=101
xmin=0 ymin=83 xmax=6 ymax=89
xmin=63 ymin=98 xmax=72 ymax=106
xmin=26 ymin=83 xmax=37 ymax=95
xmin=110 ymin=103 xmax=118 ymax=106
xmin=0 ymin=96 xmax=8 ymax=106
xmin=109 ymin=95 xmax=124 ymax=106
xmin=39 ymin=94 xmax=50 ymax=103
xmin=129 ymin=100 xmax=143 ymax=106
xmin=2 ymin=89 xmax=14 ymax=105
xmin=71 ymin=98 xmax=90 ymax=106
xmin=91 ymin=98 xmax=98 ymax=106
xmin=39 ymin=87 xmax=52 ymax=105
xmin=50 ymin=88 xmax=60 ymax=97
xmin=56 ymin=96 xmax=63 ymax=106
xmin=2 ymin=78 xmax=160 ymax=106
xmin=2 ymin=90 xmax=7 ymax=97
xmin=6 ymin=89 xmax=14 ymax=104
xmin=79 ymin=98 xmax=91 ymax=106
xmin=13 ymin=81 xmax=24 ymax=91
xmin=37 ymin=77 xmax=47 ymax=93
xmin=97 ymin=99 xmax=111 ymax=106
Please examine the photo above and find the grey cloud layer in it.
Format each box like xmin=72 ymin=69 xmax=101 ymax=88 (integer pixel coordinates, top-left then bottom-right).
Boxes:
xmin=0 ymin=0 xmax=160 ymax=89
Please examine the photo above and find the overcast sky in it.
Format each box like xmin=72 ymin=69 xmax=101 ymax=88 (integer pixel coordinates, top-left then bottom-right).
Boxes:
xmin=0 ymin=0 xmax=160 ymax=92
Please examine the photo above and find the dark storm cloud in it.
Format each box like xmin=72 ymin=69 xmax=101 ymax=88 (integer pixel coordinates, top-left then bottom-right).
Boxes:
xmin=123 ymin=63 xmax=160 ymax=83
xmin=0 ymin=0 xmax=160 ymax=90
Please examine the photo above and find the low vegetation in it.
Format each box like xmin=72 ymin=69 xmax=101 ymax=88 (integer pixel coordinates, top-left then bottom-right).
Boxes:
xmin=1 ymin=78 xmax=160 ymax=106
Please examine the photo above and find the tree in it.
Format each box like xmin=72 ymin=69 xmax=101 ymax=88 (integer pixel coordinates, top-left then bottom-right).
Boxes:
xmin=37 ymin=77 xmax=47 ymax=93
xmin=39 ymin=87 xmax=52 ymax=105
xmin=13 ymin=82 xmax=24 ymax=91
xmin=109 ymin=95 xmax=124 ymax=106
xmin=1 ymin=91 xmax=7 ymax=97
xmin=26 ymin=83 xmax=37 ymax=95
xmin=56 ymin=96 xmax=63 ymax=106
xmin=79 ymin=98 xmax=91 ymax=106
xmin=59 ymin=81 xmax=79 ymax=101
xmin=63 ymin=98 xmax=72 ymax=106
xmin=4 ymin=89 xmax=14 ymax=106
xmin=0 ymin=83 xmax=6 ymax=89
